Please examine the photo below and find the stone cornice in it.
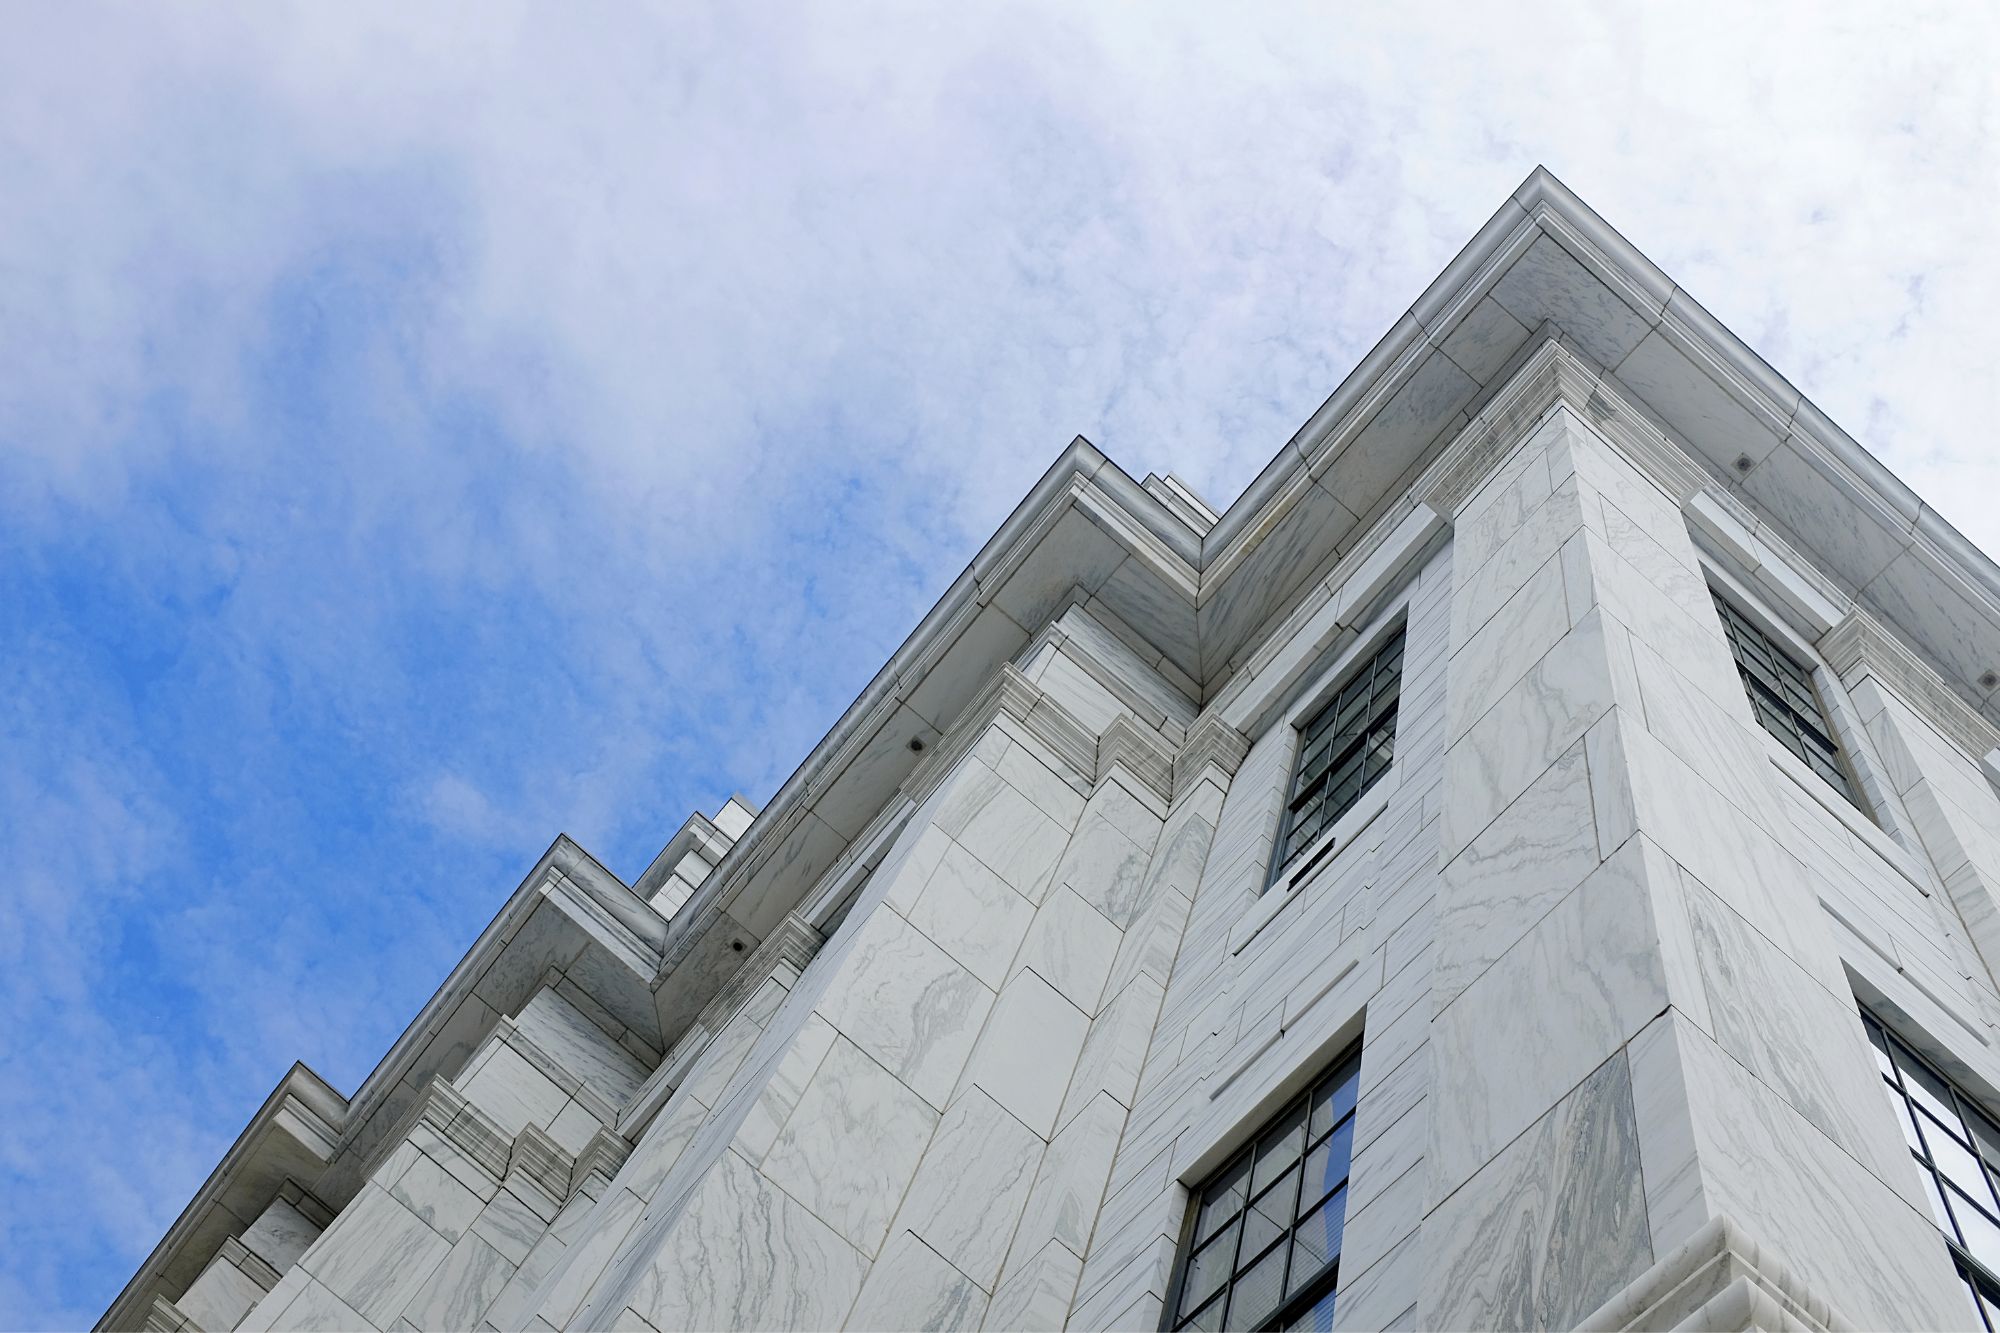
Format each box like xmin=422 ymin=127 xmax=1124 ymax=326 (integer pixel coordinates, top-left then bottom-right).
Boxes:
xmin=1174 ymin=713 xmax=1251 ymax=790
xmin=1822 ymin=610 xmax=2000 ymax=762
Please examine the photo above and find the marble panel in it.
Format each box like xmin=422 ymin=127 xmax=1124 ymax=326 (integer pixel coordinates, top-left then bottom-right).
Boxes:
xmin=676 ymin=1001 xmax=772 ymax=1113
xmin=1068 ymin=1231 xmax=1176 ymax=1333
xmin=894 ymin=1087 xmax=1045 ymax=1290
xmin=1442 ymin=610 xmax=1620 ymax=857
xmin=1013 ymin=1093 xmax=1125 ymax=1263
xmin=1582 ymin=530 xmax=1747 ymax=715
xmin=1439 ymin=293 xmax=1532 ymax=382
xmin=1455 ymin=424 xmax=1558 ymax=568
xmin=1342 ymin=348 xmax=1480 ymax=499
xmin=390 ymin=1151 xmax=485 ymax=1243
xmin=880 ymin=825 xmax=953 ymax=916
xmin=1091 ymin=777 xmax=1166 ymax=849
xmin=1052 ymin=813 xmax=1157 ymax=930
xmin=179 ymin=1256 xmax=266 ymax=1333
xmin=471 ymin=1187 xmax=549 ymax=1268
xmin=513 ymin=990 xmax=649 ymax=1106
xmin=1197 ymin=480 xmax=1360 ymax=678
xmin=937 ymin=761 xmax=1072 ymax=902
xmin=626 ymin=1148 xmax=869 ymax=1333
xmin=1096 ymin=556 xmax=1202 ymax=687
xmin=529 ymin=1187 xmax=647 ymax=1328
xmin=1491 ymin=233 xmax=1653 ymax=370
xmin=1105 ymin=883 xmax=1192 ymax=999
xmin=1431 ymin=844 xmax=1667 ymax=1197
xmin=402 ymin=1234 xmax=511 ymax=1332
xmin=1628 ymin=635 xmax=1769 ymax=815
xmin=242 ymin=1198 xmax=322 ymax=1272
xmin=813 ymin=905 xmax=994 ymax=1108
xmin=1446 ymin=553 xmax=1574 ymax=742
xmin=1668 ymin=1011 xmax=1968 ymax=1330
xmin=1740 ymin=440 xmax=1909 ymax=594
xmin=844 ymin=1230 xmax=987 ymax=1331
xmin=459 ymin=1041 xmax=574 ymax=1138
xmin=1434 ymin=740 xmax=1602 ymax=1003
xmin=734 ymin=1012 xmax=837 ymax=1164
xmin=1015 ymin=885 xmax=1123 ymax=1015
xmin=1597 ymin=491 xmax=1707 ymax=609
xmin=268 ymin=1277 xmax=373 ymax=1333
xmin=909 ymin=841 xmax=1038 ymax=989
xmin=959 ymin=968 xmax=1092 ymax=1137
xmin=1451 ymin=477 xmax=1587 ymax=648
xmin=761 ymin=1034 xmax=940 ymax=1256
xmin=481 ymin=1229 xmax=565 ymax=1331
xmin=1419 ymin=1053 xmax=1651 ymax=1331
xmin=238 ymin=1268 xmax=309 ymax=1333
xmin=548 ymin=1097 xmax=608 ymax=1155
xmin=985 ymin=1239 xmax=1083 ymax=1332
xmin=1057 ymin=971 xmax=1164 ymax=1130
xmin=618 ymin=1096 xmax=710 ymax=1208
xmin=1346 ymin=1095 xmax=1428 ymax=1219
xmin=1680 ymin=873 xmax=1917 ymax=1200
xmin=1337 ymin=1157 xmax=1424 ymax=1287
xmin=1613 ymin=329 xmax=1783 ymax=474
xmin=989 ymin=735 xmax=1088 ymax=828
xmin=301 ymin=1184 xmax=452 ymax=1329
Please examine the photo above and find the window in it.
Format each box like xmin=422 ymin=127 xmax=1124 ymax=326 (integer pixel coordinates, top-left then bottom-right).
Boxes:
xmin=1275 ymin=627 xmax=1404 ymax=878
xmin=1711 ymin=591 xmax=1856 ymax=804
xmin=1862 ymin=1009 xmax=2000 ymax=1326
xmin=1168 ymin=1046 xmax=1361 ymax=1332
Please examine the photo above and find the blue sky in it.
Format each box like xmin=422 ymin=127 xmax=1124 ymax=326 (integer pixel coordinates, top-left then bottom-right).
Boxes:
xmin=2 ymin=3 xmax=1996 ymax=1327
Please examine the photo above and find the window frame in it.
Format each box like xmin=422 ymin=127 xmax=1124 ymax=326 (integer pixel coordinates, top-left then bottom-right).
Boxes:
xmin=1862 ymin=1007 xmax=2000 ymax=1327
xmin=1162 ymin=1041 xmax=1363 ymax=1333
xmin=1266 ymin=617 xmax=1408 ymax=891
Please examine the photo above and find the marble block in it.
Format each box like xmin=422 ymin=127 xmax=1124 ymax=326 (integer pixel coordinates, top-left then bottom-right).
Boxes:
xmin=842 ymin=1230 xmax=987 ymax=1332
xmin=893 ymin=1088 xmax=1045 ymax=1290
xmin=760 ymin=1034 xmax=940 ymax=1256
xmin=909 ymin=842 xmax=1038 ymax=989
xmin=985 ymin=1240 xmax=1083 ymax=1332
xmin=957 ymin=968 xmax=1091 ymax=1138
xmin=1014 ymin=885 xmax=1122 ymax=1015
xmin=812 ymin=906 xmax=994 ymax=1109
xmin=401 ymin=1233 xmax=512 ymax=1332
xmin=299 ymin=1183 xmax=452 ymax=1329
xmin=1420 ymin=1053 xmax=1651 ymax=1331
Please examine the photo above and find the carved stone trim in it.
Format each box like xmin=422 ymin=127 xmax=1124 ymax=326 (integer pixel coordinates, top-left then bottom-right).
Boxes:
xmin=143 ymin=1296 xmax=197 ymax=1333
xmin=1098 ymin=714 xmax=1176 ymax=805
xmin=414 ymin=1079 xmax=513 ymax=1182
xmin=215 ymin=1237 xmax=282 ymax=1293
xmin=508 ymin=1124 xmax=574 ymax=1204
xmin=1575 ymin=1214 xmax=1852 ymax=1333
xmin=1415 ymin=339 xmax=1571 ymax=514
xmin=1822 ymin=609 xmax=2000 ymax=761
xmin=1175 ymin=713 xmax=1250 ymax=792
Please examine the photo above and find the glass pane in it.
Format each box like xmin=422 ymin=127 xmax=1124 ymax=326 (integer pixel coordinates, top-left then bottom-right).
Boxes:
xmin=1241 ymin=1171 xmax=1297 ymax=1265
xmin=1311 ymin=1069 xmax=1359 ymax=1139
xmin=1300 ymin=1119 xmax=1354 ymax=1207
xmin=1253 ymin=1105 xmax=1308 ymax=1194
xmin=1292 ymin=1184 xmax=1346 ymax=1281
xmin=1197 ymin=1157 xmax=1250 ymax=1244
xmin=1929 ymin=1111 xmax=1994 ymax=1207
xmin=1864 ymin=1021 xmax=1895 ymax=1080
xmin=1902 ymin=1055 xmax=1963 ymax=1133
xmin=1969 ymin=1107 xmax=2000 ymax=1174
xmin=1892 ymin=1096 xmax=1928 ymax=1156
xmin=1283 ymin=1286 xmax=1336 ymax=1333
xmin=1224 ymin=1242 xmax=1286 ymax=1332
xmin=1921 ymin=1168 xmax=1957 ymax=1236
xmin=1180 ymin=1291 xmax=1228 ymax=1332
xmin=1182 ymin=1221 xmax=1239 ymax=1316
xmin=1952 ymin=1186 xmax=2000 ymax=1277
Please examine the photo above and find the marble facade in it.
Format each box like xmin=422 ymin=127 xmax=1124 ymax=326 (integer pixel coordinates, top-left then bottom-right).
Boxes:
xmin=107 ymin=168 xmax=2000 ymax=1333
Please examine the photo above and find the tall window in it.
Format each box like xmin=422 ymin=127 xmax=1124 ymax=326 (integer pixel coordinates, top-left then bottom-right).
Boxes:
xmin=1275 ymin=627 xmax=1404 ymax=879
xmin=1711 ymin=591 xmax=1857 ymax=804
xmin=1168 ymin=1046 xmax=1361 ymax=1332
xmin=1862 ymin=1008 xmax=2000 ymax=1326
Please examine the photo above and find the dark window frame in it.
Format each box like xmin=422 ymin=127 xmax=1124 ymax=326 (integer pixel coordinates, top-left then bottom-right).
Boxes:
xmin=1862 ymin=1007 xmax=2000 ymax=1327
xmin=1162 ymin=1042 xmax=1362 ymax=1333
xmin=1711 ymin=590 xmax=1859 ymax=806
xmin=1269 ymin=625 xmax=1405 ymax=887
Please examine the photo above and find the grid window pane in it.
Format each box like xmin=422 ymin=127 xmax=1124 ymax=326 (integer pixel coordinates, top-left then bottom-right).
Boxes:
xmin=1712 ymin=593 xmax=1857 ymax=804
xmin=1867 ymin=1005 xmax=2000 ymax=1302
xmin=1173 ymin=1048 xmax=1362 ymax=1331
xmin=1275 ymin=628 xmax=1405 ymax=878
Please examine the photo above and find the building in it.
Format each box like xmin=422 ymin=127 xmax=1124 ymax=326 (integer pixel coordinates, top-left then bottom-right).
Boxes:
xmin=103 ymin=168 xmax=2000 ymax=1333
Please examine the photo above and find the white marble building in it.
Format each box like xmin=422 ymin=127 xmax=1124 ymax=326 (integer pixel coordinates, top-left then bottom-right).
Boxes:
xmin=104 ymin=168 xmax=2000 ymax=1333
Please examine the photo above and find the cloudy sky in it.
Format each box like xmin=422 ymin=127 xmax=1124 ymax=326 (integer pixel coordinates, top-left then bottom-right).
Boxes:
xmin=2 ymin=2 xmax=1996 ymax=1326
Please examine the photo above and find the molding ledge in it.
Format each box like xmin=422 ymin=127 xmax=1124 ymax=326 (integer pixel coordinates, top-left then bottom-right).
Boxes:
xmin=1822 ymin=610 xmax=2000 ymax=763
xmin=1575 ymin=1214 xmax=1853 ymax=1333
xmin=1175 ymin=714 xmax=1250 ymax=791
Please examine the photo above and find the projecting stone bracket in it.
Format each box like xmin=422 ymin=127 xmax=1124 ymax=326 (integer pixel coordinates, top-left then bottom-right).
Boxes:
xmin=1575 ymin=1214 xmax=1854 ymax=1332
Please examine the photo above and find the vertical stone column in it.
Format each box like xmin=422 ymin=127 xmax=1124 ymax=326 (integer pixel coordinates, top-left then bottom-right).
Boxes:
xmin=1422 ymin=395 xmax=1966 ymax=1329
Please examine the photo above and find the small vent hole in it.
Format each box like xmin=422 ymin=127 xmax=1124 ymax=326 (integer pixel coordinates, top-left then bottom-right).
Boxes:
xmin=908 ymin=736 xmax=927 ymax=753
xmin=1733 ymin=453 xmax=1755 ymax=474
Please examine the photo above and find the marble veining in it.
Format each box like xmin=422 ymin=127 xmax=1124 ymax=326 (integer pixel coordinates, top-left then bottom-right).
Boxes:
xmin=843 ymin=1230 xmax=987 ymax=1333
xmin=893 ymin=1087 xmax=1045 ymax=1290
xmin=1420 ymin=1053 xmax=1651 ymax=1331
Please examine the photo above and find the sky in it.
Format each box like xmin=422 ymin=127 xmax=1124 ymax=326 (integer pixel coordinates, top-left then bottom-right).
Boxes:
xmin=1 ymin=2 xmax=1996 ymax=1327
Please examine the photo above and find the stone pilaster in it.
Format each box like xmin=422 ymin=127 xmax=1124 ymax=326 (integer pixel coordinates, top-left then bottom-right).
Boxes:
xmin=1422 ymin=374 xmax=1966 ymax=1329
